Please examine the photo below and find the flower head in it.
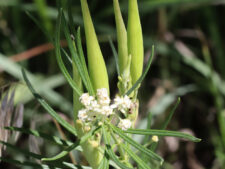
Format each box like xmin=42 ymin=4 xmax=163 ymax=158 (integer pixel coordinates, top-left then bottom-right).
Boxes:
xmin=97 ymin=88 xmax=110 ymax=106
xmin=79 ymin=93 xmax=94 ymax=107
xmin=112 ymin=95 xmax=132 ymax=114
xmin=118 ymin=119 xmax=132 ymax=130
xmin=78 ymin=109 xmax=88 ymax=122
xmin=101 ymin=106 xmax=113 ymax=116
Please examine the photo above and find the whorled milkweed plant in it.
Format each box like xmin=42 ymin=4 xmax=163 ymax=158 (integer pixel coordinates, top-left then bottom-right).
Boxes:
xmin=1 ymin=0 xmax=201 ymax=168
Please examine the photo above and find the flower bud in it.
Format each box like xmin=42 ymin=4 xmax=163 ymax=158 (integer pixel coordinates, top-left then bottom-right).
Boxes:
xmin=113 ymin=0 xmax=128 ymax=75
xmin=127 ymin=0 xmax=143 ymax=85
xmin=80 ymin=0 xmax=109 ymax=94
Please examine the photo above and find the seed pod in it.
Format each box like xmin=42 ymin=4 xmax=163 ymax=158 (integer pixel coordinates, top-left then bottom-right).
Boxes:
xmin=127 ymin=0 xmax=143 ymax=85
xmin=80 ymin=0 xmax=109 ymax=94
xmin=113 ymin=0 xmax=128 ymax=75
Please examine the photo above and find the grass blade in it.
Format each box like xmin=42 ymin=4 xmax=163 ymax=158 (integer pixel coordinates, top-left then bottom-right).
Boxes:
xmin=126 ymin=45 xmax=154 ymax=96
xmin=22 ymin=68 xmax=77 ymax=136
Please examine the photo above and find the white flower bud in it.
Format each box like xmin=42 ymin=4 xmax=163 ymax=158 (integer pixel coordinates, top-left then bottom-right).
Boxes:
xmin=97 ymin=88 xmax=110 ymax=106
xmin=78 ymin=109 xmax=88 ymax=122
xmin=101 ymin=106 xmax=114 ymax=116
xmin=112 ymin=95 xmax=132 ymax=114
xmin=118 ymin=119 xmax=132 ymax=130
xmin=152 ymin=135 xmax=159 ymax=142
xmin=79 ymin=93 xmax=94 ymax=107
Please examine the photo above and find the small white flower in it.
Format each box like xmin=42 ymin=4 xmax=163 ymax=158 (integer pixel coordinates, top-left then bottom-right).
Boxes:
xmin=112 ymin=95 xmax=132 ymax=114
xmin=97 ymin=88 xmax=110 ymax=106
xmin=78 ymin=109 xmax=88 ymax=122
xmin=118 ymin=119 xmax=132 ymax=130
xmin=79 ymin=93 xmax=94 ymax=107
xmin=89 ymin=100 xmax=100 ymax=110
xmin=123 ymin=95 xmax=132 ymax=109
xmin=101 ymin=106 xmax=114 ymax=116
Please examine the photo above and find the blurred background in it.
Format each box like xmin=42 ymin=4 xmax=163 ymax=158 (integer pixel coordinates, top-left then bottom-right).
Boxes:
xmin=0 ymin=0 xmax=225 ymax=168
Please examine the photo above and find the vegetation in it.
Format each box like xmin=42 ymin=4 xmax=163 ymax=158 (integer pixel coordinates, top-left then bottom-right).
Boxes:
xmin=0 ymin=0 xmax=225 ymax=168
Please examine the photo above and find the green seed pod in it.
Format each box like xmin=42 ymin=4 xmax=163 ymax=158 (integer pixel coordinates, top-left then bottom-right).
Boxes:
xmin=80 ymin=0 xmax=109 ymax=94
xmin=127 ymin=0 xmax=143 ymax=85
xmin=113 ymin=0 xmax=128 ymax=75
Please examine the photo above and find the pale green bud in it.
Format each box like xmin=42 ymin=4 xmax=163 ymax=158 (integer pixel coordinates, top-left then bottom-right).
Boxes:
xmin=80 ymin=0 xmax=109 ymax=94
xmin=127 ymin=0 xmax=143 ymax=85
xmin=113 ymin=0 xmax=128 ymax=75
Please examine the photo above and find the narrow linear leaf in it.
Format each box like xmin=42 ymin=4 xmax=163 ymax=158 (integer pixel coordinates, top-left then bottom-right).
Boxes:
xmin=0 ymin=157 xmax=90 ymax=169
xmin=0 ymin=157 xmax=53 ymax=169
xmin=109 ymin=37 xmax=120 ymax=76
xmin=125 ymin=129 xmax=201 ymax=142
xmin=76 ymin=27 xmax=88 ymax=74
xmin=55 ymin=9 xmax=82 ymax=96
xmin=41 ymin=141 xmax=79 ymax=161
xmin=126 ymin=45 xmax=154 ymax=96
xmin=102 ymin=126 xmax=132 ymax=169
xmin=22 ymin=68 xmax=77 ymax=136
xmin=109 ymin=124 xmax=163 ymax=164
xmin=120 ymin=143 xmax=151 ymax=169
xmin=0 ymin=141 xmax=43 ymax=160
xmin=76 ymin=27 xmax=94 ymax=94
xmin=61 ymin=48 xmax=73 ymax=64
xmin=25 ymin=11 xmax=53 ymax=43
xmin=97 ymin=152 xmax=109 ymax=169
xmin=67 ymin=0 xmax=77 ymax=39
xmin=161 ymin=97 xmax=181 ymax=130
xmin=41 ymin=126 xmax=100 ymax=161
xmin=4 ymin=126 xmax=73 ymax=147
xmin=61 ymin=12 xmax=94 ymax=95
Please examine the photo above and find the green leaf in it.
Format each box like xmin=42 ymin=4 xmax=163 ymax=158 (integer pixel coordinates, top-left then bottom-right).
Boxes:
xmin=41 ymin=141 xmax=79 ymax=161
xmin=161 ymin=97 xmax=180 ymax=130
xmin=0 ymin=157 xmax=53 ymax=169
xmin=125 ymin=129 xmax=201 ymax=142
xmin=4 ymin=126 xmax=74 ymax=147
xmin=0 ymin=157 xmax=91 ymax=169
xmin=61 ymin=48 xmax=73 ymax=64
xmin=55 ymin=9 xmax=82 ymax=96
xmin=109 ymin=123 xmax=163 ymax=164
xmin=61 ymin=11 xmax=95 ymax=95
xmin=126 ymin=45 xmax=154 ymax=96
xmin=102 ymin=126 xmax=132 ymax=169
xmin=41 ymin=126 xmax=101 ymax=161
xmin=97 ymin=152 xmax=109 ymax=169
xmin=0 ymin=141 xmax=43 ymax=160
xmin=25 ymin=11 xmax=53 ymax=43
xmin=120 ymin=143 xmax=151 ymax=169
xmin=76 ymin=27 xmax=95 ymax=95
xmin=22 ymin=68 xmax=77 ymax=136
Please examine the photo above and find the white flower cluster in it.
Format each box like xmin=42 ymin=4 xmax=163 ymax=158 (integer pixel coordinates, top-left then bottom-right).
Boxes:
xmin=78 ymin=88 xmax=133 ymax=130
